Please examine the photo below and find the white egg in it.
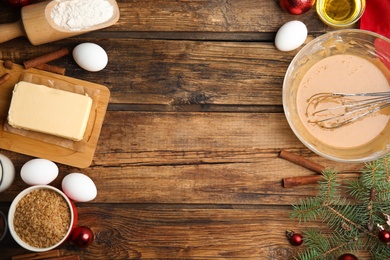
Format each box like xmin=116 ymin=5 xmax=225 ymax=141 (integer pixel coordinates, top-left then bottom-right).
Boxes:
xmin=62 ymin=173 xmax=97 ymax=202
xmin=275 ymin=20 xmax=308 ymax=52
xmin=72 ymin=43 xmax=108 ymax=72
xmin=21 ymin=159 xmax=58 ymax=185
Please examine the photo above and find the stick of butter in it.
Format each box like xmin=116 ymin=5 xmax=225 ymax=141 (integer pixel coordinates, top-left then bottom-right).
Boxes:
xmin=8 ymin=81 xmax=92 ymax=141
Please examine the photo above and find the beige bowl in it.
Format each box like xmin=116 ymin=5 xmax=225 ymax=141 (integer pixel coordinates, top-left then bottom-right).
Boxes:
xmin=8 ymin=185 xmax=74 ymax=252
xmin=283 ymin=29 xmax=390 ymax=163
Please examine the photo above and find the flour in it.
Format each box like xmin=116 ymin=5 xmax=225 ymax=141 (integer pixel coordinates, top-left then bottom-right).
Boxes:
xmin=50 ymin=0 xmax=114 ymax=31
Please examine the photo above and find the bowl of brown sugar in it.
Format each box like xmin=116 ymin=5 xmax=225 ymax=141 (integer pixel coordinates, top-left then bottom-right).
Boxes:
xmin=8 ymin=185 xmax=75 ymax=252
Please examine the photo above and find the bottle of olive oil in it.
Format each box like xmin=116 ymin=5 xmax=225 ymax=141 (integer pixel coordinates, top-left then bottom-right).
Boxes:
xmin=317 ymin=0 xmax=366 ymax=28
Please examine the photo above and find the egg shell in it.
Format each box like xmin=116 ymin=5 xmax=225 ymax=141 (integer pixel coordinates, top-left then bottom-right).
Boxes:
xmin=20 ymin=159 xmax=58 ymax=186
xmin=62 ymin=173 xmax=97 ymax=202
xmin=275 ymin=20 xmax=307 ymax=52
xmin=72 ymin=43 xmax=108 ymax=72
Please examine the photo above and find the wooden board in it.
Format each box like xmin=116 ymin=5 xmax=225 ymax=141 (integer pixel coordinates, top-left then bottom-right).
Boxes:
xmin=0 ymin=60 xmax=110 ymax=168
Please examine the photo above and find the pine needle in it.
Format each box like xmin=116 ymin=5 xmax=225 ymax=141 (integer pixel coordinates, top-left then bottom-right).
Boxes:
xmin=290 ymin=155 xmax=390 ymax=259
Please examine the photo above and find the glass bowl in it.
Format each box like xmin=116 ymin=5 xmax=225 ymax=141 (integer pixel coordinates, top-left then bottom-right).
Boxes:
xmin=283 ymin=29 xmax=390 ymax=163
xmin=316 ymin=0 xmax=366 ymax=28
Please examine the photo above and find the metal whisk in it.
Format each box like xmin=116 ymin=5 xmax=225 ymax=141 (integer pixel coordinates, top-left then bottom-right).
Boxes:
xmin=306 ymin=91 xmax=390 ymax=129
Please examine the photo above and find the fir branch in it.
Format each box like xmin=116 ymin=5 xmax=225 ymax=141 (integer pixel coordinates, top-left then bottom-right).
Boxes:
xmin=360 ymin=160 xmax=382 ymax=189
xmin=295 ymin=229 xmax=359 ymax=260
xmin=294 ymin=229 xmax=328 ymax=260
xmin=290 ymin=197 xmax=323 ymax=222
xmin=369 ymin=238 xmax=390 ymax=259
xmin=368 ymin=188 xmax=375 ymax=232
xmin=320 ymin=238 xmax=357 ymax=259
xmin=322 ymin=202 xmax=372 ymax=238
xmin=290 ymin=155 xmax=390 ymax=259
xmin=346 ymin=179 xmax=369 ymax=201
xmin=383 ymin=156 xmax=390 ymax=181
xmin=363 ymin=233 xmax=390 ymax=259
xmin=318 ymin=169 xmax=340 ymax=201
xmin=373 ymin=181 xmax=390 ymax=202
xmin=328 ymin=231 xmax=361 ymax=254
xmin=294 ymin=249 xmax=322 ymax=260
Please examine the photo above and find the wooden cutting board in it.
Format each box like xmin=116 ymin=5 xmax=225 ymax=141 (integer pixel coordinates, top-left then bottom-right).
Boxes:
xmin=0 ymin=60 xmax=110 ymax=168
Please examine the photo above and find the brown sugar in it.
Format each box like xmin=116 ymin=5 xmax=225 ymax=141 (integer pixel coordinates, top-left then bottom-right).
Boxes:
xmin=13 ymin=189 xmax=71 ymax=248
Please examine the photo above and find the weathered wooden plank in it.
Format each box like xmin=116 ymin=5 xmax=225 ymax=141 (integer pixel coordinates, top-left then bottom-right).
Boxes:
xmin=103 ymin=0 xmax=327 ymax=33
xmin=97 ymin=112 xmax=300 ymax=154
xmin=0 ymin=153 xmax=362 ymax=205
xmin=101 ymin=39 xmax=289 ymax=106
xmin=0 ymin=0 xmax=331 ymax=45
xmin=0 ymin=111 xmax=363 ymax=204
xmin=0 ymin=0 xmax=334 ymax=110
xmin=93 ymin=112 xmax=357 ymax=169
xmin=0 ymin=0 xmax=329 ymax=34
xmin=70 ymin=164 xmax=361 ymax=204
xmin=0 ymin=2 xmax=365 ymax=260
xmin=0 ymin=38 xmax=297 ymax=107
xmin=0 ymin=205 xmax=372 ymax=259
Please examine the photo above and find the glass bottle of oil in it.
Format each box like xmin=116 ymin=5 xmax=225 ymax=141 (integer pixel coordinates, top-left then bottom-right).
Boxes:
xmin=316 ymin=0 xmax=366 ymax=28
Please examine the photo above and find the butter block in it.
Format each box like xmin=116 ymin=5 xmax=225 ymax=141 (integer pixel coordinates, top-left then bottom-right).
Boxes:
xmin=8 ymin=81 xmax=92 ymax=141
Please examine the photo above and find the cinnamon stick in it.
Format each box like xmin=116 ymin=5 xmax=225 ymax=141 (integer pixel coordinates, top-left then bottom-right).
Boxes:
xmin=23 ymin=48 xmax=69 ymax=69
xmin=280 ymin=149 xmax=325 ymax=188
xmin=279 ymin=149 xmax=325 ymax=174
xmin=283 ymin=175 xmax=323 ymax=188
xmin=12 ymin=250 xmax=60 ymax=260
xmin=0 ymin=73 xmax=11 ymax=85
xmin=36 ymin=63 xmax=66 ymax=75
xmin=279 ymin=150 xmax=356 ymax=188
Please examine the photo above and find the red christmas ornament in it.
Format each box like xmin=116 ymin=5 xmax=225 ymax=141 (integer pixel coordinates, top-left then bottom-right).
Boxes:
xmin=279 ymin=0 xmax=315 ymax=15
xmin=338 ymin=253 xmax=358 ymax=260
xmin=378 ymin=229 xmax=390 ymax=243
xmin=286 ymin=230 xmax=303 ymax=246
xmin=70 ymin=226 xmax=94 ymax=248
xmin=6 ymin=0 xmax=31 ymax=7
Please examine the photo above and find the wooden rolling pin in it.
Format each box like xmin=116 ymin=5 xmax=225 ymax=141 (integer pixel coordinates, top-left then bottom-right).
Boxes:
xmin=0 ymin=0 xmax=120 ymax=46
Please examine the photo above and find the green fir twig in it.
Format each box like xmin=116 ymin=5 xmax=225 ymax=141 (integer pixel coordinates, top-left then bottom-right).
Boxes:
xmin=290 ymin=155 xmax=390 ymax=260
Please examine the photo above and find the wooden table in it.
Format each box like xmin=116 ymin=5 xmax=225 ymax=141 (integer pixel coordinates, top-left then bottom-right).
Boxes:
xmin=0 ymin=1 xmax=369 ymax=259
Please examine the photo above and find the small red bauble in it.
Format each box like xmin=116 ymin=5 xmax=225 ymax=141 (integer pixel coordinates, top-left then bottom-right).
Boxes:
xmin=378 ymin=229 xmax=390 ymax=243
xmin=337 ymin=253 xmax=358 ymax=260
xmin=279 ymin=0 xmax=315 ymax=15
xmin=286 ymin=230 xmax=303 ymax=246
xmin=70 ymin=226 xmax=94 ymax=248
xmin=6 ymin=0 xmax=31 ymax=7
